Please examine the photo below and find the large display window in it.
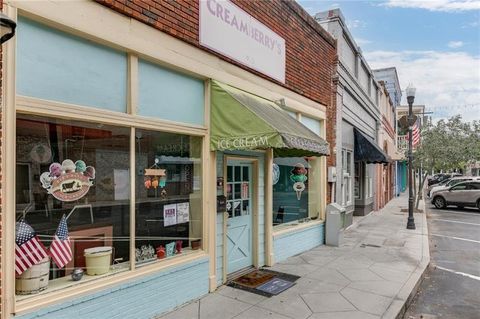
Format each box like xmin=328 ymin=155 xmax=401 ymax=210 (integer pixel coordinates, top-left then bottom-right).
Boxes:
xmin=14 ymin=115 xmax=204 ymax=299
xmin=15 ymin=115 xmax=131 ymax=297
xmin=135 ymin=130 xmax=203 ymax=264
xmin=272 ymin=157 xmax=322 ymax=226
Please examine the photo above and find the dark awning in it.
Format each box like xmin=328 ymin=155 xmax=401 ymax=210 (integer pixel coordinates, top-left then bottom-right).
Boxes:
xmin=210 ymin=80 xmax=330 ymax=157
xmin=354 ymin=128 xmax=390 ymax=164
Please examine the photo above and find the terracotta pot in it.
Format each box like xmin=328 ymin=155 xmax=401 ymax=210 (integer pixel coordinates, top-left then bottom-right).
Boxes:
xmin=191 ymin=239 xmax=201 ymax=250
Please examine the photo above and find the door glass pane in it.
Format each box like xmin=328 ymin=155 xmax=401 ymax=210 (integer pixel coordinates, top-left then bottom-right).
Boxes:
xmin=227 ymin=201 xmax=233 ymax=218
xmin=243 ymin=166 xmax=249 ymax=181
xmin=226 ymin=183 xmax=233 ymax=200
xmin=241 ymin=182 xmax=249 ymax=200
xmin=234 ymin=183 xmax=241 ymax=199
xmin=242 ymin=200 xmax=250 ymax=216
xmin=233 ymin=200 xmax=241 ymax=217
xmin=234 ymin=166 xmax=241 ymax=182
xmin=227 ymin=166 xmax=233 ymax=182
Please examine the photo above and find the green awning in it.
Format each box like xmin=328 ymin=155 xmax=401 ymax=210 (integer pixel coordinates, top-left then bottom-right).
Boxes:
xmin=210 ymin=80 xmax=330 ymax=157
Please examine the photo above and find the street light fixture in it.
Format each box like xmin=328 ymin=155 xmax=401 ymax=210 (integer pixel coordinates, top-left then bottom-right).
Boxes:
xmin=406 ymin=84 xmax=416 ymax=230
xmin=1 ymin=12 xmax=17 ymax=44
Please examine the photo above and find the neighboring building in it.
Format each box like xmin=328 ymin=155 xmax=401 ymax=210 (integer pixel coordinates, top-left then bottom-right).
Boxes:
xmin=1 ymin=1 xmax=337 ymax=318
xmin=374 ymin=82 xmax=402 ymax=210
xmin=315 ymin=9 xmax=389 ymax=220
xmin=466 ymin=161 xmax=480 ymax=176
xmin=373 ymin=67 xmax=404 ymax=196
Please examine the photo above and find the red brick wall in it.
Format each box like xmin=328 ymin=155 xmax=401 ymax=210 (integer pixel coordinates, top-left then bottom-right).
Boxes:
xmin=96 ymin=0 xmax=338 ymax=201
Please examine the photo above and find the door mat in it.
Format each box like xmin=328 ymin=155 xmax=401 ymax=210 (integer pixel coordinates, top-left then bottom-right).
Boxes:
xmin=228 ymin=269 xmax=300 ymax=297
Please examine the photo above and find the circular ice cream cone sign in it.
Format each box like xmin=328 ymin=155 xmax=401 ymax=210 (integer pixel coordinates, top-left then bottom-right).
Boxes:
xmin=41 ymin=159 xmax=95 ymax=202
xmin=293 ymin=182 xmax=305 ymax=200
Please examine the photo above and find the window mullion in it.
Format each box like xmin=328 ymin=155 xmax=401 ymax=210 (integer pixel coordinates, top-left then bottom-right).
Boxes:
xmin=129 ymin=127 xmax=136 ymax=271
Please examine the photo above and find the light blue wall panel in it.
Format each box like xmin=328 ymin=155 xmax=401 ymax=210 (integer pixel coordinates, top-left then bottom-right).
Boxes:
xmin=138 ymin=60 xmax=204 ymax=125
xmin=16 ymin=17 xmax=127 ymax=112
xmin=215 ymin=151 xmax=265 ymax=285
xmin=16 ymin=257 xmax=209 ymax=319
xmin=273 ymin=224 xmax=324 ymax=262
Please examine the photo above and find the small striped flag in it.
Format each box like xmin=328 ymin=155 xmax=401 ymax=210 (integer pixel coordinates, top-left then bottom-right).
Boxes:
xmin=49 ymin=214 xmax=72 ymax=269
xmin=15 ymin=220 xmax=49 ymax=275
xmin=407 ymin=120 xmax=421 ymax=148
xmin=412 ymin=120 xmax=420 ymax=147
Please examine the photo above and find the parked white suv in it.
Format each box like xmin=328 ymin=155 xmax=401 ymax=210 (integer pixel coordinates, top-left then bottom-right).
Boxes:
xmin=428 ymin=176 xmax=480 ymax=198
xmin=431 ymin=181 xmax=480 ymax=210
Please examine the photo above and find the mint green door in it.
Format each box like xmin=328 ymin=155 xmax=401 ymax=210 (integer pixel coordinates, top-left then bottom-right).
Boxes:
xmin=226 ymin=160 xmax=253 ymax=274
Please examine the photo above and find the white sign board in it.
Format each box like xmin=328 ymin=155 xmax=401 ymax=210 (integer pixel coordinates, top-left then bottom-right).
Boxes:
xmin=176 ymin=202 xmax=190 ymax=224
xmin=163 ymin=204 xmax=177 ymax=227
xmin=200 ymin=0 xmax=286 ymax=83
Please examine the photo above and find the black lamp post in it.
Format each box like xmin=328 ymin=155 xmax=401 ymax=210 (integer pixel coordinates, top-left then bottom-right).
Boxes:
xmin=1 ymin=12 xmax=16 ymax=44
xmin=406 ymin=84 xmax=416 ymax=230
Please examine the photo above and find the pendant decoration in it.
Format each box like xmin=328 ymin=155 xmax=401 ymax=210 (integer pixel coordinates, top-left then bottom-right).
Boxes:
xmin=290 ymin=163 xmax=308 ymax=200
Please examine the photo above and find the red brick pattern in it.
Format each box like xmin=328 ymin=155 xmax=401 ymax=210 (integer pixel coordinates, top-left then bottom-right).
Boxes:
xmin=95 ymin=0 xmax=338 ymax=200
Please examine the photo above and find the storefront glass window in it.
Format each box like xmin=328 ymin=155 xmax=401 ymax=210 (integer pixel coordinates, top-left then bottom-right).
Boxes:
xmin=273 ymin=157 xmax=321 ymax=226
xmin=135 ymin=130 xmax=203 ymax=264
xmin=15 ymin=115 xmax=130 ymax=298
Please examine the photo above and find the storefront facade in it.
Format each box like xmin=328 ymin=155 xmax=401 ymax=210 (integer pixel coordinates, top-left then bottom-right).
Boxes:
xmin=373 ymin=67 xmax=403 ymax=197
xmin=374 ymin=82 xmax=402 ymax=210
xmin=315 ymin=9 xmax=389 ymax=220
xmin=0 ymin=1 xmax=336 ymax=318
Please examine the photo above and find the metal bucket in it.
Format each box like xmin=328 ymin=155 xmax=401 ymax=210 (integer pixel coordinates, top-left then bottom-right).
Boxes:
xmin=15 ymin=257 xmax=50 ymax=295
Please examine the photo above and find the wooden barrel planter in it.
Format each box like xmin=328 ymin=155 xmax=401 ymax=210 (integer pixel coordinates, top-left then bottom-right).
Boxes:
xmin=15 ymin=257 xmax=50 ymax=295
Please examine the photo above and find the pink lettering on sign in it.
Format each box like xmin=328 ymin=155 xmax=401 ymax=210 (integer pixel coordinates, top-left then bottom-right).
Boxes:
xmin=200 ymin=0 xmax=286 ymax=82
xmin=205 ymin=0 xmax=282 ymax=56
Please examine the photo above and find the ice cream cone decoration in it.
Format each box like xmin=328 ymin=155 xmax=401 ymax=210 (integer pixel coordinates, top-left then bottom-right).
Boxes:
xmin=290 ymin=163 xmax=308 ymax=200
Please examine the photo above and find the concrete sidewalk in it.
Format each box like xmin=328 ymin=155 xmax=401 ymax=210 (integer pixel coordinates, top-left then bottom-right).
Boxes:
xmin=158 ymin=193 xmax=430 ymax=319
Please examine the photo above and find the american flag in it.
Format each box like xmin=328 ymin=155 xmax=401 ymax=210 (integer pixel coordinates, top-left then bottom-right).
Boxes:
xmin=412 ymin=120 xmax=420 ymax=148
xmin=49 ymin=215 xmax=72 ymax=269
xmin=15 ymin=220 xmax=49 ymax=275
xmin=407 ymin=119 xmax=421 ymax=148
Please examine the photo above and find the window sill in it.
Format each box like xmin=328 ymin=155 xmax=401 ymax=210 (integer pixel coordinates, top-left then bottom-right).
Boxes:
xmin=273 ymin=219 xmax=324 ymax=238
xmin=14 ymin=250 xmax=207 ymax=316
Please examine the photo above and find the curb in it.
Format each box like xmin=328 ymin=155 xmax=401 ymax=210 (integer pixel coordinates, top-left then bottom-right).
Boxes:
xmin=382 ymin=199 xmax=431 ymax=319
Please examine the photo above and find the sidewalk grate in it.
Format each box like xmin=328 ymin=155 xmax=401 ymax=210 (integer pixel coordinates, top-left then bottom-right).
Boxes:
xmin=360 ymin=243 xmax=382 ymax=248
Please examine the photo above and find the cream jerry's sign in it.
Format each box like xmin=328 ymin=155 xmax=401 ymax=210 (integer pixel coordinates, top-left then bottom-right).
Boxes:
xmin=199 ymin=0 xmax=286 ymax=83
xmin=40 ymin=159 xmax=95 ymax=202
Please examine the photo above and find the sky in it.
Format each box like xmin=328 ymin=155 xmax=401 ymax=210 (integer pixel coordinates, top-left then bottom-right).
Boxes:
xmin=297 ymin=0 xmax=480 ymax=121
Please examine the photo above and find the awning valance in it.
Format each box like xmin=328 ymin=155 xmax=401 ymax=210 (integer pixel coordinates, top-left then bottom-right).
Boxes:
xmin=210 ymin=80 xmax=330 ymax=157
xmin=354 ymin=128 xmax=390 ymax=164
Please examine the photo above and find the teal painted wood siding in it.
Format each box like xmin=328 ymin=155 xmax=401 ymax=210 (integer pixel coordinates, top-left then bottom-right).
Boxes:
xmin=138 ymin=60 xmax=205 ymax=126
xmin=16 ymin=17 xmax=127 ymax=112
xmin=215 ymin=151 xmax=265 ymax=285
xmin=16 ymin=257 xmax=209 ymax=319
xmin=273 ymin=223 xmax=325 ymax=262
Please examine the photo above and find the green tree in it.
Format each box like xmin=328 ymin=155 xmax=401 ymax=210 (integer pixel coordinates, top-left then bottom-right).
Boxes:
xmin=412 ymin=115 xmax=480 ymax=207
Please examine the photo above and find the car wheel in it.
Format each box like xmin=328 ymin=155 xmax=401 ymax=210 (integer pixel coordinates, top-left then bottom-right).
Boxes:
xmin=433 ymin=196 xmax=446 ymax=209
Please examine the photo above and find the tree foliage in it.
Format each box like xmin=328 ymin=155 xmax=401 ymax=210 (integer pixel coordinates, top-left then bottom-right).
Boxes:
xmin=413 ymin=115 xmax=480 ymax=173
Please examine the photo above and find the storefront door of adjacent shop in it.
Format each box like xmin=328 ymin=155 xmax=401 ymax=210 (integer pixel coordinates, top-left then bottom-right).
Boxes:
xmin=226 ymin=159 xmax=254 ymax=274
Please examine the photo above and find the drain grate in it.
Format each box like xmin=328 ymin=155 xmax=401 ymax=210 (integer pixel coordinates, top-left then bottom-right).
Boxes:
xmin=360 ymin=243 xmax=382 ymax=248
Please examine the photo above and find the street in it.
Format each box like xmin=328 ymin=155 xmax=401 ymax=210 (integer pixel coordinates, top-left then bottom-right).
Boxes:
xmin=405 ymin=202 xmax=480 ymax=318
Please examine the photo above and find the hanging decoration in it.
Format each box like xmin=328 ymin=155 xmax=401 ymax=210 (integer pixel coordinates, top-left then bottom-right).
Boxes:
xmin=290 ymin=163 xmax=308 ymax=200
xmin=40 ymin=159 xmax=95 ymax=202
xmin=144 ymin=158 xmax=167 ymax=195
xmin=272 ymin=163 xmax=280 ymax=185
